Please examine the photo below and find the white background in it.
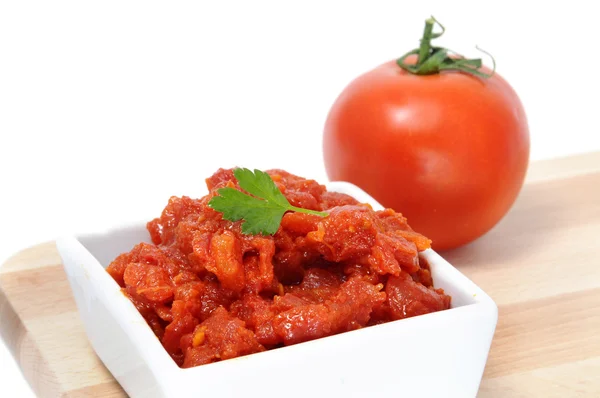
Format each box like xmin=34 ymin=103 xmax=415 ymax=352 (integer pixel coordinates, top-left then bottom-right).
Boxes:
xmin=1 ymin=1 xmax=599 ymax=396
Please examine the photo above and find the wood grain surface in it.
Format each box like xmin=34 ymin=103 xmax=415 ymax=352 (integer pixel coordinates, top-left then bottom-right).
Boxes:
xmin=1 ymin=152 xmax=599 ymax=397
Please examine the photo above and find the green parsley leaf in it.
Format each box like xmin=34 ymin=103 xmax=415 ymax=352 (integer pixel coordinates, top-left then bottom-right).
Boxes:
xmin=208 ymin=168 xmax=328 ymax=235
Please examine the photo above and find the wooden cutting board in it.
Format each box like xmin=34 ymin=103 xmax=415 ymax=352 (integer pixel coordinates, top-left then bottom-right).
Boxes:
xmin=2 ymin=152 xmax=599 ymax=397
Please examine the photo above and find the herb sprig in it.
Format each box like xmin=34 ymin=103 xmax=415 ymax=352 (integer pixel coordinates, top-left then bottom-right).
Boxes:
xmin=208 ymin=168 xmax=328 ymax=235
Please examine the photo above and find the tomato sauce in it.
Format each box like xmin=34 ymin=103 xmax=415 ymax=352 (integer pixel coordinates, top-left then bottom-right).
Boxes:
xmin=107 ymin=169 xmax=451 ymax=368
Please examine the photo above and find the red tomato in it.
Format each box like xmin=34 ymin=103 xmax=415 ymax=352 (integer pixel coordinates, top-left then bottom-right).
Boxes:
xmin=323 ymin=56 xmax=529 ymax=251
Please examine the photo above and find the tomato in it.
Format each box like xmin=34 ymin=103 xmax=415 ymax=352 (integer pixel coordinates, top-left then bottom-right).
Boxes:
xmin=323 ymin=54 xmax=529 ymax=251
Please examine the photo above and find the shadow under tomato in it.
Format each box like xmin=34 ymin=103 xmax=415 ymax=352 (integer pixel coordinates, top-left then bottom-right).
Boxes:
xmin=440 ymin=171 xmax=599 ymax=271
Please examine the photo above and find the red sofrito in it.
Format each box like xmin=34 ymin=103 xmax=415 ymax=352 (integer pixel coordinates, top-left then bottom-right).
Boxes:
xmin=106 ymin=169 xmax=451 ymax=368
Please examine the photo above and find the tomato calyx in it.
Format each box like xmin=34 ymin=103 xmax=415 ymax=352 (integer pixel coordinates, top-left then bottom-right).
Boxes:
xmin=397 ymin=16 xmax=496 ymax=78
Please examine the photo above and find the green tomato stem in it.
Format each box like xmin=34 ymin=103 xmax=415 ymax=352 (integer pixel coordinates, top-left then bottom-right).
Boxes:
xmin=397 ymin=16 xmax=496 ymax=78
xmin=417 ymin=17 xmax=436 ymax=66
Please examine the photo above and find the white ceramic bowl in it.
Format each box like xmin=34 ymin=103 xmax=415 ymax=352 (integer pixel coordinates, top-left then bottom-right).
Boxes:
xmin=56 ymin=182 xmax=497 ymax=398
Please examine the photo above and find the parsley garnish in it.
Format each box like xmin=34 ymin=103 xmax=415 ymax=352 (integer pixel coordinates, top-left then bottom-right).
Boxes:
xmin=208 ymin=168 xmax=328 ymax=235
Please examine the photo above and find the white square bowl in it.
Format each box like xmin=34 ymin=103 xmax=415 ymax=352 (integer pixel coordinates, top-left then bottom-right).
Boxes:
xmin=56 ymin=181 xmax=497 ymax=398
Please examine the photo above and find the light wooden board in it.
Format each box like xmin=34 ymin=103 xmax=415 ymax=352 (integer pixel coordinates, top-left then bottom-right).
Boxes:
xmin=1 ymin=152 xmax=600 ymax=397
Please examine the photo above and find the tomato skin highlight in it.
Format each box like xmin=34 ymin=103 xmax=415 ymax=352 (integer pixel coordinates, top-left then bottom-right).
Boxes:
xmin=323 ymin=58 xmax=530 ymax=251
